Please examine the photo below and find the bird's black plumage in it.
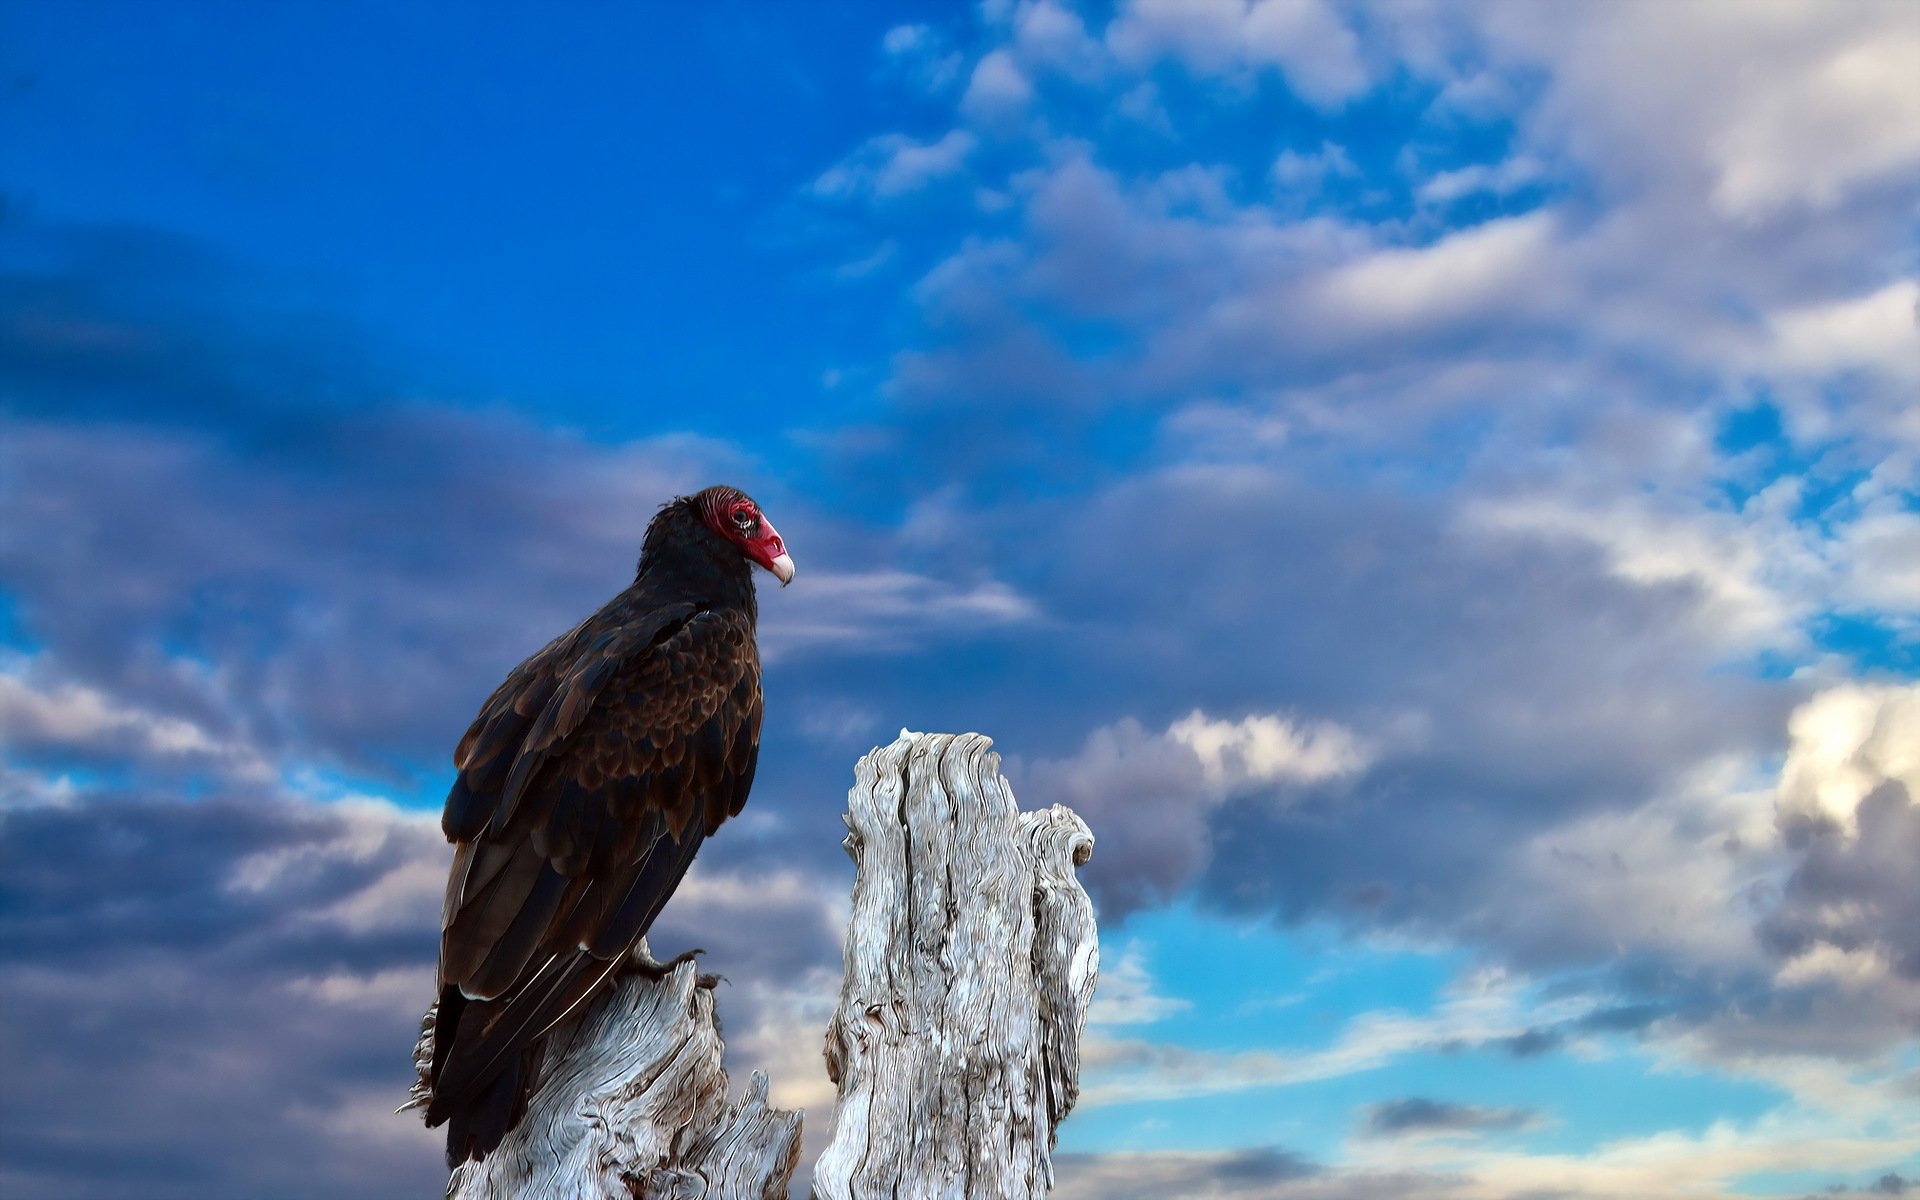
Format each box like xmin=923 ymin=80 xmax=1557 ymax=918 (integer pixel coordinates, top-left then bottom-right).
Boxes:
xmin=422 ymin=486 xmax=785 ymax=1165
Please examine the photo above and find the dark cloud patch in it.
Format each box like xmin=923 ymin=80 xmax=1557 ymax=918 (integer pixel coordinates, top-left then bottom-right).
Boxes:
xmin=1806 ymin=1173 xmax=1916 ymax=1198
xmin=1460 ymin=1001 xmax=1673 ymax=1061
xmin=1207 ymin=1146 xmax=1322 ymax=1185
xmin=1489 ymin=1028 xmax=1563 ymax=1058
xmin=1362 ymin=1097 xmax=1540 ymax=1138
xmin=1763 ymin=782 xmax=1920 ymax=981
xmin=955 ymin=465 xmax=1795 ymax=936
xmin=649 ymin=865 xmax=848 ymax=993
xmin=1571 ymin=1002 xmax=1671 ymax=1035
xmin=1667 ymin=774 xmax=1920 ymax=1062
xmin=0 ymin=786 xmax=436 ymax=972
xmin=1013 ymin=717 xmax=1226 ymax=919
xmin=1051 ymin=1146 xmax=1327 ymax=1200
xmin=0 ymin=781 xmax=850 ymax=1200
xmin=1049 ymin=1147 xmax=1468 ymax=1200
xmin=0 ymin=786 xmax=446 ymax=1200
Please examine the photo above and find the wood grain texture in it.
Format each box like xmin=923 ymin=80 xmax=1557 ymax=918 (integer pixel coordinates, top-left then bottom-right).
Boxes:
xmin=414 ymin=943 xmax=800 ymax=1200
xmin=812 ymin=731 xmax=1100 ymax=1200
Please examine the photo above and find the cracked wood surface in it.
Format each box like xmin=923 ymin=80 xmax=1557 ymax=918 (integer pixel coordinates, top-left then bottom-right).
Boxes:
xmin=811 ymin=731 xmax=1099 ymax=1200
xmin=417 ymin=947 xmax=801 ymax=1200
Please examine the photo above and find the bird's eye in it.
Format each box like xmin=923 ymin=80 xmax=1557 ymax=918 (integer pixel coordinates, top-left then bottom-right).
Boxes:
xmin=732 ymin=506 xmax=756 ymax=531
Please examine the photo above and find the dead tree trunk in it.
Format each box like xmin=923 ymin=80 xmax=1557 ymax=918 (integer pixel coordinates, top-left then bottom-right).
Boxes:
xmin=412 ymin=948 xmax=802 ymax=1200
xmin=811 ymin=731 xmax=1100 ymax=1200
xmin=410 ymin=730 xmax=1097 ymax=1200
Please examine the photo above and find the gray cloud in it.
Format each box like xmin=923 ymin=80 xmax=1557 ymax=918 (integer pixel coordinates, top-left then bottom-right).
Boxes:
xmin=0 ymin=779 xmax=850 ymax=1200
xmin=1805 ymin=1173 xmax=1916 ymax=1198
xmin=1050 ymin=1147 xmax=1475 ymax=1200
xmin=1766 ymin=782 xmax=1920 ymax=981
xmin=1362 ymin=1097 xmax=1540 ymax=1138
xmin=0 ymin=786 xmax=447 ymax=1200
xmin=957 ymin=464 xmax=1795 ymax=955
xmin=1052 ymin=1146 xmax=1326 ymax=1200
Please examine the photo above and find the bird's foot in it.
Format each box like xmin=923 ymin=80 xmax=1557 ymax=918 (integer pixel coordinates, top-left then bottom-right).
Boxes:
xmin=629 ymin=945 xmax=706 ymax=980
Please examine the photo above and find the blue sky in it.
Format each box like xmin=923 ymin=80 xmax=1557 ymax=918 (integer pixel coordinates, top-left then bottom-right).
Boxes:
xmin=4 ymin=2 xmax=1920 ymax=1198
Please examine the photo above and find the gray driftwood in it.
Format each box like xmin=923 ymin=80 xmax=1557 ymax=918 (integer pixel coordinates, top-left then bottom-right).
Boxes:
xmin=812 ymin=730 xmax=1100 ymax=1200
xmin=412 ymin=946 xmax=801 ymax=1200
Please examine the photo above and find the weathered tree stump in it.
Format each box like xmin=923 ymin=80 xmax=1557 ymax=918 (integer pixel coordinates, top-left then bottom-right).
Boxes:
xmin=410 ymin=947 xmax=801 ymax=1200
xmin=811 ymin=731 xmax=1100 ymax=1200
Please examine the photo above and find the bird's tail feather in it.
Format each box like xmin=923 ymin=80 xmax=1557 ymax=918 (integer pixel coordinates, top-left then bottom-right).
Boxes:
xmin=424 ymin=953 xmax=613 ymax=1138
xmin=442 ymin=1046 xmax=529 ymax=1168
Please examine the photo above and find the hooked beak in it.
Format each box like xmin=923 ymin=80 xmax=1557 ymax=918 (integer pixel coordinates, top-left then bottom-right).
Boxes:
xmin=749 ymin=517 xmax=795 ymax=587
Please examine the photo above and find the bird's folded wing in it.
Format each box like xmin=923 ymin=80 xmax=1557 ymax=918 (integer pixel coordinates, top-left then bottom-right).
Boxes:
xmin=429 ymin=602 xmax=763 ymax=1118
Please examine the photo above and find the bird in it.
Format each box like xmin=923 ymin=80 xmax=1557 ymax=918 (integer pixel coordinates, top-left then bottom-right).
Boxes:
xmin=421 ymin=484 xmax=793 ymax=1166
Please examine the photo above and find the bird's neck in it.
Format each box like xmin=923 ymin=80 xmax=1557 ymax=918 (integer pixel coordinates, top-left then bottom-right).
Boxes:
xmin=632 ymin=506 xmax=758 ymax=617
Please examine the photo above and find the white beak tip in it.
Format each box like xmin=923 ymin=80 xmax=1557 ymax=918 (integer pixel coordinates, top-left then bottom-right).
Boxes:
xmin=769 ymin=553 xmax=795 ymax=587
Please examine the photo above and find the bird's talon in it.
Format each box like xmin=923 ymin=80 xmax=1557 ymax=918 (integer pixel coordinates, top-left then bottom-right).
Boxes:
xmin=629 ymin=946 xmax=707 ymax=979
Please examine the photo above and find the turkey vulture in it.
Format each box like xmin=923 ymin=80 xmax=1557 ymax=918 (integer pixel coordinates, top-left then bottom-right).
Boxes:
xmin=422 ymin=485 xmax=793 ymax=1166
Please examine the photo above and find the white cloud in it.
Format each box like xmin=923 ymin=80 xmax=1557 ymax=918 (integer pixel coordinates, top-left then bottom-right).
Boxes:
xmin=762 ymin=568 xmax=1038 ymax=658
xmin=1775 ymin=942 xmax=1900 ymax=993
xmin=0 ymin=663 xmax=275 ymax=785
xmin=1455 ymin=1 xmax=1920 ymax=222
xmin=1835 ymin=505 xmax=1920 ymax=613
xmin=1017 ymin=708 xmax=1375 ymax=915
xmin=880 ymin=23 xmax=963 ymax=92
xmin=1416 ymin=155 xmax=1548 ymax=204
xmin=1084 ymin=970 xmax=1586 ymax=1106
xmin=1240 ymin=0 xmax=1369 ymax=108
xmin=812 ymin=131 xmax=978 ymax=201
xmin=881 ymin=24 xmax=931 ymax=56
xmin=1271 ymin=140 xmax=1358 ymax=192
xmin=1499 ymin=757 xmax=1781 ymax=971
xmin=1777 ymin=682 xmax=1920 ymax=835
xmin=285 ymin=965 xmax=433 ymax=1010
xmin=1769 ymin=278 xmax=1920 ymax=381
xmin=1011 ymin=0 xmax=1106 ymax=81
xmin=1364 ymin=1111 xmax=1920 ymax=1200
xmin=962 ymin=49 xmax=1035 ymax=123
xmin=224 ymin=797 xmax=444 ymax=944
xmin=1108 ymin=0 xmax=1371 ymax=109
xmin=1312 ymin=212 xmax=1560 ymax=333
xmin=1709 ymin=29 xmax=1920 ymax=218
xmin=1170 ymin=709 xmax=1373 ymax=788
xmin=1088 ymin=942 xmax=1193 ymax=1026
xmin=1464 ymin=485 xmax=1818 ymax=654
xmin=1105 ymin=0 xmax=1246 ymax=73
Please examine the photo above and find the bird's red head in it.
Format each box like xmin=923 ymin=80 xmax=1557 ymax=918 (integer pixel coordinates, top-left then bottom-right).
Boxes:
xmin=699 ymin=487 xmax=794 ymax=587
